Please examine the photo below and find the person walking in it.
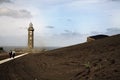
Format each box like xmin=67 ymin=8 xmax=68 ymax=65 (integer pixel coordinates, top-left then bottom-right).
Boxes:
xmin=9 ymin=50 xmax=12 ymax=58
xmin=12 ymin=50 xmax=16 ymax=58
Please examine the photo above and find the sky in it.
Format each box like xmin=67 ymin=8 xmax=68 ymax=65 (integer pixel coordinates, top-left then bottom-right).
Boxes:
xmin=0 ymin=0 xmax=120 ymax=47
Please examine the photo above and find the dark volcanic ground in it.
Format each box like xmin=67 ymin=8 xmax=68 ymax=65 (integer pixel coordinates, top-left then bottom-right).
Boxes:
xmin=0 ymin=34 xmax=120 ymax=80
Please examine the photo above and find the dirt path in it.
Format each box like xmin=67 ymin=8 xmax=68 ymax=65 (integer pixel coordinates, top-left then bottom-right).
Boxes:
xmin=0 ymin=53 xmax=29 ymax=64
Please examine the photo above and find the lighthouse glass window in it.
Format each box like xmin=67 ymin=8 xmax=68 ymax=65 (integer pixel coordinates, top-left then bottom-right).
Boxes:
xmin=30 ymin=37 xmax=32 ymax=40
xmin=30 ymin=31 xmax=32 ymax=35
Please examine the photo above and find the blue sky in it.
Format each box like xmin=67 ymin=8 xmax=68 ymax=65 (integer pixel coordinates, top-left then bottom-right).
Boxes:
xmin=0 ymin=0 xmax=120 ymax=47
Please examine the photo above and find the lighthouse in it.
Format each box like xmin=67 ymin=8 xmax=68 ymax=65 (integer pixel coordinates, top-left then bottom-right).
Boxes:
xmin=28 ymin=22 xmax=34 ymax=49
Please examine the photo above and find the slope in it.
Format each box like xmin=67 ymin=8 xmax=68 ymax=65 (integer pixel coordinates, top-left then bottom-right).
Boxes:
xmin=0 ymin=34 xmax=120 ymax=80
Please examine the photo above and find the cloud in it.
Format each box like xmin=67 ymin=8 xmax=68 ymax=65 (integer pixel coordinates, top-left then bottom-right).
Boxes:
xmin=89 ymin=27 xmax=120 ymax=36
xmin=64 ymin=30 xmax=71 ymax=33
xmin=46 ymin=26 xmax=55 ymax=29
xmin=65 ymin=0 xmax=120 ymax=11
xmin=19 ymin=27 xmax=28 ymax=30
xmin=0 ymin=0 xmax=12 ymax=4
xmin=67 ymin=19 xmax=72 ymax=22
xmin=63 ymin=30 xmax=81 ymax=36
xmin=110 ymin=0 xmax=120 ymax=1
xmin=61 ymin=30 xmax=82 ymax=37
xmin=106 ymin=28 xmax=120 ymax=35
xmin=0 ymin=35 xmax=27 ymax=46
xmin=0 ymin=8 xmax=32 ymax=18
xmin=38 ymin=0 xmax=78 ymax=5
xmin=90 ymin=31 xmax=101 ymax=35
xmin=46 ymin=0 xmax=107 ymax=6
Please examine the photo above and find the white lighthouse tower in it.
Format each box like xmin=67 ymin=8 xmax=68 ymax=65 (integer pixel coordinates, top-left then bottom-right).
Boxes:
xmin=28 ymin=22 xmax=34 ymax=49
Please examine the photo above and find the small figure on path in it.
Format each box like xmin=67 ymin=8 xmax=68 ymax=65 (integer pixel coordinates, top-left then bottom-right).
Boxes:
xmin=12 ymin=50 xmax=16 ymax=58
xmin=9 ymin=50 xmax=12 ymax=58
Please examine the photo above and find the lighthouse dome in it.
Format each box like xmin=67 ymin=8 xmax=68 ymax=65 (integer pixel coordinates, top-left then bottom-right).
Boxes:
xmin=28 ymin=22 xmax=34 ymax=31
